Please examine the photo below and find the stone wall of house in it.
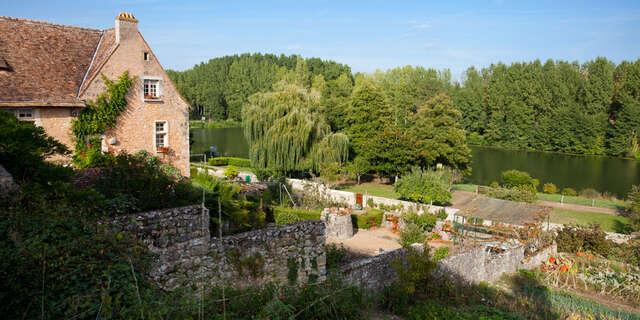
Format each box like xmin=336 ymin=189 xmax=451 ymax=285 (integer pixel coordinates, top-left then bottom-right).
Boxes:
xmin=205 ymin=220 xmax=326 ymax=288
xmin=340 ymin=249 xmax=407 ymax=291
xmin=81 ymin=18 xmax=190 ymax=177
xmin=38 ymin=107 xmax=75 ymax=150
xmin=99 ymin=205 xmax=209 ymax=289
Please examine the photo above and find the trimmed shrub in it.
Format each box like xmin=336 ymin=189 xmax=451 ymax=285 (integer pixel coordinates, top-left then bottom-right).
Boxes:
xmin=542 ymin=183 xmax=557 ymax=194
xmin=208 ymin=157 xmax=251 ymax=167
xmin=562 ymin=187 xmax=577 ymax=196
xmin=500 ymin=169 xmax=539 ymax=190
xmin=275 ymin=211 xmax=300 ymax=225
xmin=435 ymin=208 xmax=448 ymax=220
xmin=486 ymin=186 xmax=536 ymax=203
xmin=354 ymin=209 xmax=384 ymax=229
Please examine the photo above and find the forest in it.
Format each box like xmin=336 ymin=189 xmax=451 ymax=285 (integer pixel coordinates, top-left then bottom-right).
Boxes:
xmin=168 ymin=55 xmax=640 ymax=159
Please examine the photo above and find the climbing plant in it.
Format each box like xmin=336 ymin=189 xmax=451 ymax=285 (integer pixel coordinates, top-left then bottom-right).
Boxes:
xmin=71 ymin=72 xmax=134 ymax=166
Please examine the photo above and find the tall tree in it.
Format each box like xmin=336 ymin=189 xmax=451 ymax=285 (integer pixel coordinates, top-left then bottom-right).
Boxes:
xmin=242 ymin=82 xmax=349 ymax=173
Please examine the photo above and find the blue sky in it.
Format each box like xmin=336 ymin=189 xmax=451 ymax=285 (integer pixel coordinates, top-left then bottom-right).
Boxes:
xmin=4 ymin=0 xmax=640 ymax=78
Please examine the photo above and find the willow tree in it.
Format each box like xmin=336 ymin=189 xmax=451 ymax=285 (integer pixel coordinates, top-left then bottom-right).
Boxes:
xmin=242 ymin=82 xmax=349 ymax=173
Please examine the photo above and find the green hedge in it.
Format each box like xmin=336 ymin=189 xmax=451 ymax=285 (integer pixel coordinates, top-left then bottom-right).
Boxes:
xmin=273 ymin=207 xmax=321 ymax=221
xmin=208 ymin=157 xmax=251 ymax=167
xmin=353 ymin=209 xmax=384 ymax=229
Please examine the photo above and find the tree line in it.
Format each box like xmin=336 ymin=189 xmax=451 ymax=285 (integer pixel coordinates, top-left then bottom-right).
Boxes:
xmin=169 ymin=55 xmax=640 ymax=161
xmin=166 ymin=53 xmax=351 ymax=121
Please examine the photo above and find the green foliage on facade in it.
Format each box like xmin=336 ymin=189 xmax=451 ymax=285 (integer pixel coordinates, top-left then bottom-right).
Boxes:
xmin=71 ymin=72 xmax=134 ymax=167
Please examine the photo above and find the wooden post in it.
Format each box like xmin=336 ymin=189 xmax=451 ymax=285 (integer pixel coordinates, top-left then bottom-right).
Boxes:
xmin=561 ymin=195 xmax=564 ymax=204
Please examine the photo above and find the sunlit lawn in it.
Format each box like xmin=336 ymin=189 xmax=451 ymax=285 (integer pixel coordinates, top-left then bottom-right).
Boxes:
xmin=337 ymin=183 xmax=400 ymax=199
xmin=550 ymin=208 xmax=630 ymax=233
xmin=537 ymin=193 xmax=627 ymax=211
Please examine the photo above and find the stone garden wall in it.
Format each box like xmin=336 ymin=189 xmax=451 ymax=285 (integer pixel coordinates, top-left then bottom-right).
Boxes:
xmin=340 ymin=248 xmax=407 ymax=291
xmin=102 ymin=205 xmax=326 ymax=289
xmin=99 ymin=205 xmax=210 ymax=289
xmin=206 ymin=220 xmax=326 ymax=288
xmin=287 ymin=178 xmax=459 ymax=217
xmin=434 ymin=244 xmax=556 ymax=284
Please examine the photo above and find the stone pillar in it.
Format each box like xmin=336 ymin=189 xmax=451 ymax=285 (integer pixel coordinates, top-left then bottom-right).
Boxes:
xmin=321 ymin=208 xmax=354 ymax=239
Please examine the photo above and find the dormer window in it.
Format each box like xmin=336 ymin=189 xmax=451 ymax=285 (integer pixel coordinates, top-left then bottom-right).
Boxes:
xmin=143 ymin=77 xmax=162 ymax=101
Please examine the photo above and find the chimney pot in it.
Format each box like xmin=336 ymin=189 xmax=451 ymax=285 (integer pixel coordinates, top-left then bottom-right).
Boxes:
xmin=115 ymin=11 xmax=138 ymax=44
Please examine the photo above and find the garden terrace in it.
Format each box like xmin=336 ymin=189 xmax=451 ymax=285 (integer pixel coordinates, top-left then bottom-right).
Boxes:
xmin=455 ymin=196 xmax=551 ymax=226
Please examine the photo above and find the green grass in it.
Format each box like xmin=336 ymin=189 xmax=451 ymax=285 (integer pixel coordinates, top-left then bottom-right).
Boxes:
xmin=537 ymin=193 xmax=628 ymax=210
xmin=337 ymin=183 xmax=400 ymax=199
xmin=452 ymin=184 xmax=477 ymax=192
xmin=550 ymin=208 xmax=630 ymax=233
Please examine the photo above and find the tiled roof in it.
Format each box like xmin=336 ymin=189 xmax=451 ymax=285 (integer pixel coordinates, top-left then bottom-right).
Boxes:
xmin=456 ymin=196 xmax=551 ymax=226
xmin=0 ymin=16 xmax=103 ymax=105
xmin=78 ymin=29 xmax=118 ymax=96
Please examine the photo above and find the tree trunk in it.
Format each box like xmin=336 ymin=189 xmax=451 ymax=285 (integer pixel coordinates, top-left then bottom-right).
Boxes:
xmin=357 ymin=174 xmax=360 ymax=185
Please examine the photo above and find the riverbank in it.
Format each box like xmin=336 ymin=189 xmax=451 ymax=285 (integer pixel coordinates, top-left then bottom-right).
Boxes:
xmin=189 ymin=119 xmax=241 ymax=129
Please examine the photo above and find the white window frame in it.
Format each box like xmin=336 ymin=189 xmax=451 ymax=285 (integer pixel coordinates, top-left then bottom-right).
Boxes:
xmin=17 ymin=108 xmax=34 ymax=120
xmin=154 ymin=120 xmax=168 ymax=152
xmin=143 ymin=76 xmax=163 ymax=101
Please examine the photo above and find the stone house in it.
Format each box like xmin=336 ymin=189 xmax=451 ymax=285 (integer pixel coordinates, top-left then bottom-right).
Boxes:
xmin=0 ymin=13 xmax=190 ymax=176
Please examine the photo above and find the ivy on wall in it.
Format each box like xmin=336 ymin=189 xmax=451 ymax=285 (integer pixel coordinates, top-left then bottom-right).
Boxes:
xmin=71 ymin=72 xmax=134 ymax=166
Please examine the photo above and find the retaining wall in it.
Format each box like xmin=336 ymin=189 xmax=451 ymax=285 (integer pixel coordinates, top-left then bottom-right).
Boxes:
xmin=206 ymin=220 xmax=326 ymax=287
xmin=102 ymin=205 xmax=326 ymax=289
xmin=99 ymin=205 xmax=210 ymax=289
xmin=340 ymin=249 xmax=407 ymax=291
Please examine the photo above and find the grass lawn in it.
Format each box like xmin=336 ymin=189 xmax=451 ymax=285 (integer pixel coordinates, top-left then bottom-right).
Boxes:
xmin=537 ymin=193 xmax=627 ymax=211
xmin=337 ymin=183 xmax=400 ymax=199
xmin=452 ymin=184 xmax=477 ymax=192
xmin=550 ymin=208 xmax=630 ymax=233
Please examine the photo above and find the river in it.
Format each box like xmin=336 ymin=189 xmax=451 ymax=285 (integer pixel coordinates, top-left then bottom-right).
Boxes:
xmin=191 ymin=127 xmax=640 ymax=197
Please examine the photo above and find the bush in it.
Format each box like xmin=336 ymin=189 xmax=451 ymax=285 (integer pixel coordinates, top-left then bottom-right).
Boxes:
xmin=562 ymin=187 xmax=577 ymax=196
xmin=394 ymin=167 xmax=453 ymax=205
xmin=208 ymin=157 xmax=251 ymax=167
xmin=399 ymin=224 xmax=426 ymax=248
xmin=485 ymin=186 xmax=536 ymax=203
xmin=275 ymin=211 xmax=300 ymax=225
xmin=542 ymin=182 xmax=557 ymax=194
xmin=500 ymin=169 xmax=539 ymax=190
xmin=403 ymin=212 xmax=437 ymax=232
xmin=433 ymin=247 xmax=449 ymax=261
xmin=326 ymin=244 xmax=347 ymax=270
xmin=224 ymin=166 xmax=239 ymax=179
xmin=435 ymin=208 xmax=448 ymax=220
xmin=579 ymin=188 xmax=601 ymax=199
xmin=556 ymin=225 xmax=611 ymax=256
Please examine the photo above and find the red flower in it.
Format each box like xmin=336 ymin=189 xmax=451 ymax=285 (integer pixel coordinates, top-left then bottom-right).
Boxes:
xmin=608 ymin=268 xmax=613 ymax=272
xmin=560 ymin=265 xmax=568 ymax=272
xmin=549 ymin=257 xmax=555 ymax=264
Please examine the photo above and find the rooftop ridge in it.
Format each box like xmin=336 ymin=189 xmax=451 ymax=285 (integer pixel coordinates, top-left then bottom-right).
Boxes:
xmin=0 ymin=16 xmax=102 ymax=33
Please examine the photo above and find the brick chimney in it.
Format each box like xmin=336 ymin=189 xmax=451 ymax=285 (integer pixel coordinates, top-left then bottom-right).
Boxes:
xmin=115 ymin=12 xmax=138 ymax=44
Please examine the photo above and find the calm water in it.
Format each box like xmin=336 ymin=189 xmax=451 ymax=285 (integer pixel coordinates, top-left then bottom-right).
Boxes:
xmin=191 ymin=127 xmax=640 ymax=197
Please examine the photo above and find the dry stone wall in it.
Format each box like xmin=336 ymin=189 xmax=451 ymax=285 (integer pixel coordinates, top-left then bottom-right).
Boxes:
xmin=340 ymin=249 xmax=407 ymax=291
xmin=206 ymin=220 xmax=326 ymax=288
xmin=99 ymin=205 xmax=210 ymax=289
xmin=102 ymin=205 xmax=326 ymax=289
